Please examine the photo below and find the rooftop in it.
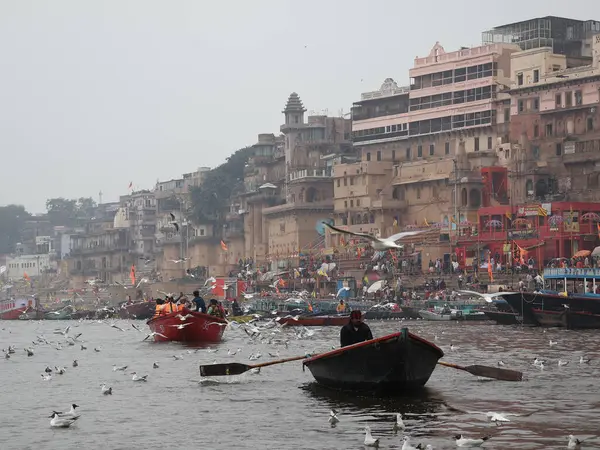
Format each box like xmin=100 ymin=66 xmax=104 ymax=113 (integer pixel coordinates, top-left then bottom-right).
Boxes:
xmin=283 ymin=92 xmax=306 ymax=113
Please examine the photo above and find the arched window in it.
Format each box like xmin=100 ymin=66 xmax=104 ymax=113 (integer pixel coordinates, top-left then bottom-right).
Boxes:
xmin=306 ymin=187 xmax=317 ymax=203
xmin=469 ymin=189 xmax=481 ymax=208
xmin=461 ymin=188 xmax=468 ymax=206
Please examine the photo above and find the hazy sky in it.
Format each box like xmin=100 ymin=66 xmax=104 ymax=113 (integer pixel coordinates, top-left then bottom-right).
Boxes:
xmin=0 ymin=1 xmax=596 ymax=213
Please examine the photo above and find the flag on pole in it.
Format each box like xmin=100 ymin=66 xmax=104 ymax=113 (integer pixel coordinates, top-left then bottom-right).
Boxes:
xmin=220 ymin=240 xmax=228 ymax=252
xmin=128 ymin=181 xmax=133 ymax=189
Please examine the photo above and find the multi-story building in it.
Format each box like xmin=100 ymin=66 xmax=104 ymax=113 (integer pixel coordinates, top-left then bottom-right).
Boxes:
xmin=120 ymin=190 xmax=157 ymax=259
xmin=336 ymin=41 xmax=519 ymax=247
xmin=261 ymin=93 xmax=352 ymax=268
xmin=67 ymin=203 xmax=132 ymax=286
xmin=5 ymin=253 xmax=53 ymax=278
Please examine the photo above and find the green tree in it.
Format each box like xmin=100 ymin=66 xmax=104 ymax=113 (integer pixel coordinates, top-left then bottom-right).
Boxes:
xmin=46 ymin=197 xmax=77 ymax=225
xmin=75 ymin=197 xmax=97 ymax=219
xmin=0 ymin=204 xmax=31 ymax=253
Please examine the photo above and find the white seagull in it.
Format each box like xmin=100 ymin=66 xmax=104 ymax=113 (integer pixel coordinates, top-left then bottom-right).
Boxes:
xmin=113 ymin=365 xmax=128 ymax=372
xmin=169 ymin=322 xmax=193 ymax=329
xmin=401 ymin=436 xmax=418 ymax=450
xmin=143 ymin=332 xmax=167 ymax=341
xmin=579 ymin=355 xmax=591 ymax=364
xmin=328 ymin=409 xmax=339 ymax=426
xmin=568 ymin=435 xmax=585 ymax=449
xmin=558 ymin=359 xmax=569 ymax=367
xmin=101 ymin=384 xmax=112 ymax=395
xmin=49 ymin=412 xmax=78 ymax=428
xmin=454 ymin=434 xmax=490 ymax=447
xmin=131 ymin=372 xmax=148 ymax=382
xmin=393 ymin=413 xmax=406 ymax=433
xmin=323 ymin=222 xmax=419 ymax=251
xmin=486 ymin=411 xmax=510 ymax=425
xmin=364 ymin=426 xmax=380 ymax=447
xmin=336 ymin=287 xmax=350 ymax=298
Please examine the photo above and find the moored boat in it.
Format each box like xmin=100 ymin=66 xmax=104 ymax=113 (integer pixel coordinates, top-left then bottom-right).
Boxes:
xmin=531 ymin=308 xmax=600 ymax=329
xmin=0 ymin=298 xmax=29 ymax=320
xmin=146 ymin=308 xmax=227 ymax=343
xmin=302 ymin=328 xmax=443 ymax=392
xmin=483 ymin=310 xmax=524 ymax=325
xmin=118 ymin=301 xmax=155 ymax=320
xmin=44 ymin=306 xmax=74 ymax=320
xmin=275 ymin=314 xmax=350 ymax=327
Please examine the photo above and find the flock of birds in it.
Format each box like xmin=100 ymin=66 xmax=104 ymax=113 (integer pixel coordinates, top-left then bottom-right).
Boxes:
xmin=1 ymin=312 xmax=598 ymax=448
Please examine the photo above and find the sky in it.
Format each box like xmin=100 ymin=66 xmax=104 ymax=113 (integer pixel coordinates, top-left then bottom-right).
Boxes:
xmin=0 ymin=0 xmax=597 ymax=213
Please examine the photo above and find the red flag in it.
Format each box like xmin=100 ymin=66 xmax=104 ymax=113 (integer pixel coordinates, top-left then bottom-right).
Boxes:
xmin=128 ymin=181 xmax=133 ymax=189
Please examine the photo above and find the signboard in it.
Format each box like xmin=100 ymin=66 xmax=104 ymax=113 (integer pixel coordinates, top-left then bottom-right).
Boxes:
xmin=517 ymin=203 xmax=551 ymax=217
xmin=508 ymin=229 xmax=538 ymax=240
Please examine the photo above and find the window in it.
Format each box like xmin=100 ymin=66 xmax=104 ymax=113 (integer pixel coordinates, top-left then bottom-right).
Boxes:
xmin=406 ymin=147 xmax=411 ymax=160
xmin=575 ymin=90 xmax=583 ymax=106
xmin=556 ymin=143 xmax=562 ymax=156
xmin=504 ymin=108 xmax=510 ymax=122
xmin=350 ymin=177 xmax=354 ymax=185
xmin=366 ymin=152 xmax=371 ymax=161
xmin=376 ymin=151 xmax=381 ymax=161
xmin=343 ymin=178 xmax=347 ymax=186
xmin=417 ymin=145 xmax=423 ymax=157
xmin=565 ymin=91 xmax=573 ymax=107
xmin=356 ymin=199 xmax=360 ymax=207
xmin=391 ymin=150 xmax=396 ymax=161
xmin=555 ymin=93 xmax=562 ymax=108
xmin=336 ymin=179 xmax=340 ymax=187
xmin=416 ymin=188 xmax=421 ymax=199
xmin=517 ymin=73 xmax=523 ymax=86
xmin=445 ymin=142 xmax=450 ymax=155
xmin=532 ymin=98 xmax=539 ymax=111
xmin=487 ymin=136 xmax=493 ymax=149
xmin=429 ymin=144 xmax=435 ymax=156
xmin=518 ymin=100 xmax=524 ymax=113
xmin=588 ymin=117 xmax=594 ymax=131
xmin=344 ymin=200 xmax=347 ymax=208
xmin=546 ymin=123 xmax=553 ymax=136
xmin=534 ymin=124 xmax=539 ymax=138
xmin=532 ymin=146 xmax=540 ymax=159
xmin=533 ymin=69 xmax=539 ymax=83
xmin=474 ymin=137 xmax=480 ymax=151
xmin=350 ymin=200 xmax=354 ymax=207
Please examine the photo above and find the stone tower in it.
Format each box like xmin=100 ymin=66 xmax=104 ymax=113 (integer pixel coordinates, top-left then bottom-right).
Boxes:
xmin=280 ymin=92 xmax=307 ymax=201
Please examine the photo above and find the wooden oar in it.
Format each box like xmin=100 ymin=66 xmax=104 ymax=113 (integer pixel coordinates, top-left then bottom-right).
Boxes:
xmin=200 ymin=355 xmax=306 ymax=377
xmin=438 ymin=361 xmax=523 ymax=381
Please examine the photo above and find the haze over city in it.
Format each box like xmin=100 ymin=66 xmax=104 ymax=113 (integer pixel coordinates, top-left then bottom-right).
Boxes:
xmin=0 ymin=0 xmax=595 ymax=212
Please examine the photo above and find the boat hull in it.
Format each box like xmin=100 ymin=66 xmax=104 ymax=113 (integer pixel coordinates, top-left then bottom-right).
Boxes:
xmin=118 ymin=302 xmax=155 ymax=320
xmin=418 ymin=310 xmax=453 ymax=321
xmin=276 ymin=315 xmax=349 ymax=327
xmin=363 ymin=311 xmax=406 ymax=320
xmin=531 ymin=308 xmax=600 ymax=329
xmin=146 ymin=308 xmax=227 ymax=343
xmin=483 ymin=310 xmax=523 ymax=325
xmin=44 ymin=310 xmax=73 ymax=320
xmin=0 ymin=306 xmax=27 ymax=320
xmin=303 ymin=329 xmax=443 ymax=392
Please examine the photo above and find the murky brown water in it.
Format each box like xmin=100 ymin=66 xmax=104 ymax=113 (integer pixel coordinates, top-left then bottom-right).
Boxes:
xmin=1 ymin=319 xmax=599 ymax=449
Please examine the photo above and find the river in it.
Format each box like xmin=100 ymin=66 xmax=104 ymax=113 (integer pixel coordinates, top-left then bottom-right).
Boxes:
xmin=0 ymin=319 xmax=599 ymax=449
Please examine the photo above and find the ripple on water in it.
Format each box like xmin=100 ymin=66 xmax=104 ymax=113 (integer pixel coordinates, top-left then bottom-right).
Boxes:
xmin=1 ymin=320 xmax=600 ymax=449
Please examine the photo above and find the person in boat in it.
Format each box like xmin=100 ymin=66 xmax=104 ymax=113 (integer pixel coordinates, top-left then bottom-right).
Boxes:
xmin=163 ymin=295 xmax=178 ymax=314
xmin=192 ymin=290 xmax=206 ymax=313
xmin=153 ymin=298 xmax=165 ymax=317
xmin=177 ymin=295 xmax=190 ymax=312
xmin=207 ymin=299 xmax=225 ymax=318
xmin=336 ymin=299 xmax=347 ymax=313
xmin=340 ymin=310 xmax=373 ymax=347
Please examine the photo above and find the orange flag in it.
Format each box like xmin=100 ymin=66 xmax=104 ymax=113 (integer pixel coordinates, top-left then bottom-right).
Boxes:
xmin=129 ymin=265 xmax=136 ymax=285
xmin=23 ymin=272 xmax=31 ymax=281
xmin=220 ymin=240 xmax=228 ymax=252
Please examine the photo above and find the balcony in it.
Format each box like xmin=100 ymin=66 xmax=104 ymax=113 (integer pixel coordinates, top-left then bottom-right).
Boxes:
xmin=70 ymin=244 xmax=129 ymax=255
xmin=372 ymin=198 xmax=408 ymax=209
xmin=289 ymin=168 xmax=331 ymax=182
xmin=562 ymin=139 xmax=600 ymax=165
xmin=262 ymin=200 xmax=333 ymax=216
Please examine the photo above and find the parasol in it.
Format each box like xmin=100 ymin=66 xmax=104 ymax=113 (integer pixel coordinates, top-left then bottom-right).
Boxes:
xmin=581 ymin=212 xmax=600 ymax=222
xmin=548 ymin=215 xmax=564 ymax=226
xmin=485 ymin=220 xmax=503 ymax=228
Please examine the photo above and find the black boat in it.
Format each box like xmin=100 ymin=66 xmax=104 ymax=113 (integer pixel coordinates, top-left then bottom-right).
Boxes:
xmin=302 ymin=328 xmax=443 ymax=392
xmin=483 ymin=310 xmax=524 ymax=325
xmin=531 ymin=308 xmax=600 ymax=329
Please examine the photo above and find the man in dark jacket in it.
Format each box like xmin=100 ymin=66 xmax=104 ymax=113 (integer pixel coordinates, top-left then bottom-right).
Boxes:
xmin=340 ymin=310 xmax=373 ymax=347
xmin=192 ymin=290 xmax=206 ymax=313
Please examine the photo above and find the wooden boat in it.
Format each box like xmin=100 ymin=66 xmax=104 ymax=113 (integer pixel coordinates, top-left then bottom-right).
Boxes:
xmin=418 ymin=308 xmax=488 ymax=321
xmin=483 ymin=310 xmax=523 ymax=325
xmin=531 ymin=308 xmax=600 ymax=330
xmin=303 ymin=328 xmax=443 ymax=392
xmin=118 ymin=301 xmax=155 ymax=320
xmin=146 ymin=308 xmax=227 ymax=343
xmin=275 ymin=314 xmax=350 ymax=327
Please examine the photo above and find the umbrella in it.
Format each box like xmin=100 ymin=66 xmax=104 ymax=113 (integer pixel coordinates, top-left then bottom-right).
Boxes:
xmin=485 ymin=220 xmax=503 ymax=228
xmin=548 ymin=215 xmax=564 ymax=226
xmin=574 ymin=250 xmax=591 ymax=258
xmin=459 ymin=220 xmax=473 ymax=227
xmin=581 ymin=212 xmax=600 ymax=222
xmin=512 ymin=218 xmax=530 ymax=226
xmin=367 ymin=280 xmax=386 ymax=294
xmin=592 ymin=246 xmax=600 ymax=257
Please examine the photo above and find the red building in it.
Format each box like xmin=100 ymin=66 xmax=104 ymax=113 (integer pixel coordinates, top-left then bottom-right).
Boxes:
xmin=456 ymin=202 xmax=600 ymax=268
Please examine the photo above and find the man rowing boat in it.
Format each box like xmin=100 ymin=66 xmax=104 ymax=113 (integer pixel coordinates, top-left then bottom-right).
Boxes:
xmin=340 ymin=310 xmax=373 ymax=347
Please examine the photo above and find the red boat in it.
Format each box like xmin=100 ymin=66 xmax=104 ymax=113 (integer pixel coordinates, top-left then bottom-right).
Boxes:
xmin=0 ymin=299 xmax=30 ymax=320
xmin=118 ymin=301 xmax=155 ymax=320
xmin=146 ymin=308 xmax=227 ymax=343
xmin=275 ymin=314 xmax=350 ymax=327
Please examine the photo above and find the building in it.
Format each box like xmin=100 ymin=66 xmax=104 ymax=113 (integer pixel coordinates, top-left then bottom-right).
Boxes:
xmin=5 ymin=253 xmax=52 ymax=278
xmin=260 ymin=93 xmax=353 ymax=269
xmin=507 ymin=33 xmax=600 ymax=205
xmin=67 ymin=203 xmax=132 ymax=286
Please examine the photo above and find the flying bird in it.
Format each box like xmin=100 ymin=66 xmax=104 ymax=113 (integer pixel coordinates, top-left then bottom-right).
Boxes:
xmin=322 ymin=222 xmax=421 ymax=251
xmin=169 ymin=213 xmax=180 ymax=232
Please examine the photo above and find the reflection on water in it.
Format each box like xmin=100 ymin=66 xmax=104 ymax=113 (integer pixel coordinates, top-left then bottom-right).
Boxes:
xmin=1 ymin=319 xmax=599 ymax=449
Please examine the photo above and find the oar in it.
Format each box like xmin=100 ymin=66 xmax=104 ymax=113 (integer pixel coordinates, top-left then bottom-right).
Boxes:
xmin=200 ymin=355 xmax=306 ymax=377
xmin=438 ymin=361 xmax=523 ymax=381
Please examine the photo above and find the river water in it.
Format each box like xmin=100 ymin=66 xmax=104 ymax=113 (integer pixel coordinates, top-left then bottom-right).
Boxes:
xmin=1 ymin=319 xmax=599 ymax=450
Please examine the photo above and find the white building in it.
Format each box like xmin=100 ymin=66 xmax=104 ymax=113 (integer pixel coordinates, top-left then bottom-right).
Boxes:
xmin=5 ymin=254 xmax=53 ymax=278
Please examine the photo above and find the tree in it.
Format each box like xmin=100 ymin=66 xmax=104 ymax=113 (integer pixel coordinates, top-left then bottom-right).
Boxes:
xmin=75 ymin=197 xmax=97 ymax=219
xmin=0 ymin=204 xmax=31 ymax=253
xmin=46 ymin=197 xmax=77 ymax=225
xmin=190 ymin=147 xmax=252 ymax=226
